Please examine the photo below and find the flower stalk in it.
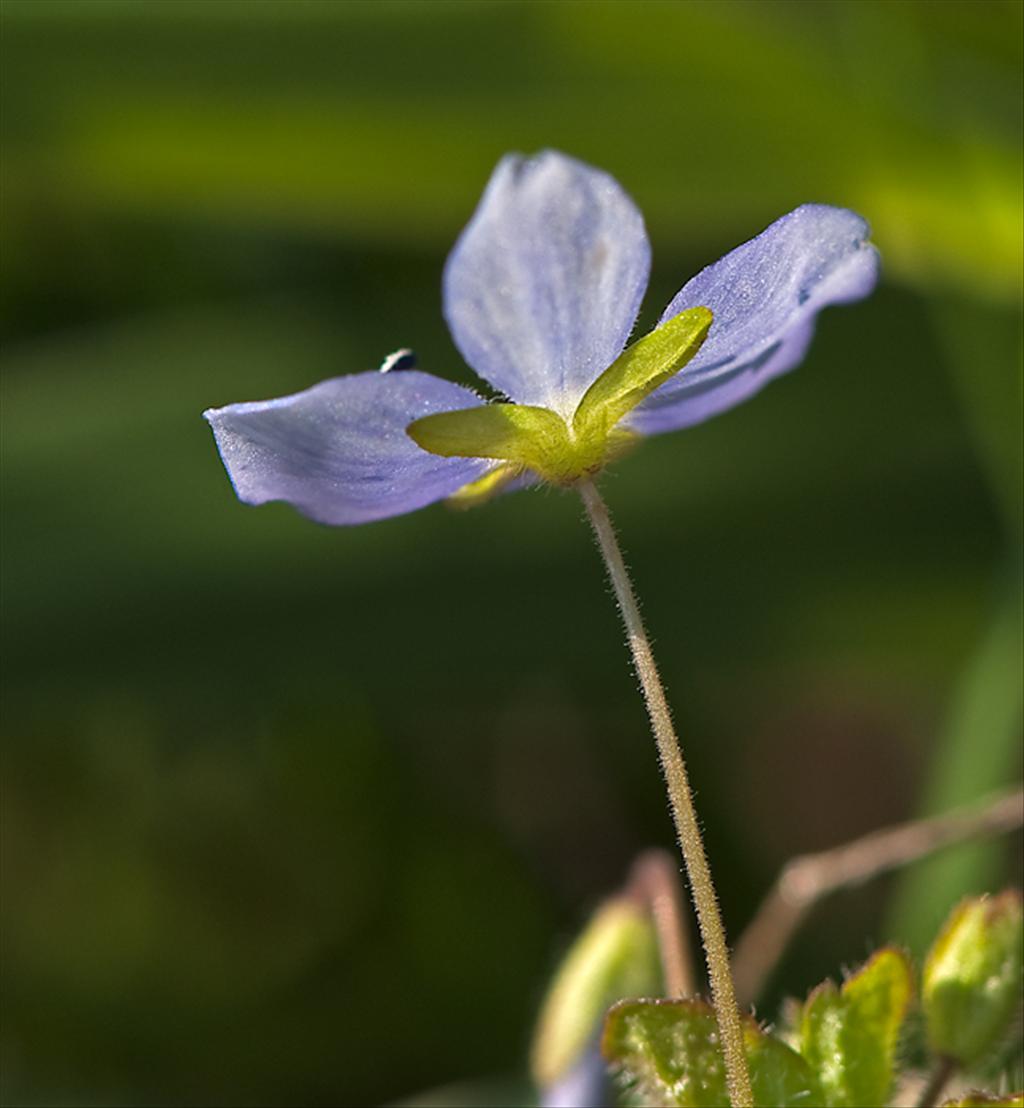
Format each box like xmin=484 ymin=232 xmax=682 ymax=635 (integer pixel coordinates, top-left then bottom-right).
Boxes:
xmin=915 ymin=1055 xmax=957 ymax=1108
xmin=579 ymin=478 xmax=753 ymax=1108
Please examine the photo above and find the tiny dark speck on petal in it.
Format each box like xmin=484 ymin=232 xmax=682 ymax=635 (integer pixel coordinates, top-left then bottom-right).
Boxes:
xmin=797 ymin=287 xmax=811 ymax=305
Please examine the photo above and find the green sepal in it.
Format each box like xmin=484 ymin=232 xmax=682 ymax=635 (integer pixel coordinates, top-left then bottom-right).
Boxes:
xmin=409 ymin=399 xmax=639 ymax=485
xmin=573 ymin=306 xmax=713 ymax=440
xmin=602 ymin=997 xmax=824 ymax=1107
xmin=408 ymin=307 xmax=712 ymax=486
xmin=407 ymin=402 xmax=576 ymax=477
xmin=923 ymin=891 xmax=1024 ymax=1067
xmin=530 ymin=896 xmax=660 ymax=1087
xmin=940 ymin=1094 xmax=1024 ymax=1107
xmin=799 ymin=947 xmax=913 ymax=1107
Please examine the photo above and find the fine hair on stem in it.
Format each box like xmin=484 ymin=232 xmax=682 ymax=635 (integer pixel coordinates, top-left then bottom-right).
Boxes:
xmin=578 ymin=478 xmax=754 ymax=1108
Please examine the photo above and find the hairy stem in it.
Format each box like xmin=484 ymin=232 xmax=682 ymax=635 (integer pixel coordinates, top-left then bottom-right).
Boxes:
xmin=579 ymin=479 xmax=753 ymax=1108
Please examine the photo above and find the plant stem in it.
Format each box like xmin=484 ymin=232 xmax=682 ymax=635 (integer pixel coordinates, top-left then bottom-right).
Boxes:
xmin=915 ymin=1055 xmax=957 ymax=1108
xmin=732 ymin=786 xmax=1024 ymax=1006
xmin=627 ymin=848 xmax=695 ymax=998
xmin=578 ymin=478 xmax=753 ymax=1108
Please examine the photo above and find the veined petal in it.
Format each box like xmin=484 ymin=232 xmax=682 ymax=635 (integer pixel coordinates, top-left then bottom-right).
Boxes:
xmin=628 ymin=204 xmax=879 ymax=435
xmin=204 ymin=371 xmax=491 ymax=525
xmin=443 ymin=150 xmax=651 ymax=417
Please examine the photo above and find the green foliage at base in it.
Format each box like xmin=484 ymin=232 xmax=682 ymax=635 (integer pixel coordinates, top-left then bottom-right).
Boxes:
xmin=800 ymin=947 xmax=912 ymax=1106
xmin=577 ymin=893 xmax=1022 ymax=1107
xmin=602 ymin=997 xmax=823 ymax=1108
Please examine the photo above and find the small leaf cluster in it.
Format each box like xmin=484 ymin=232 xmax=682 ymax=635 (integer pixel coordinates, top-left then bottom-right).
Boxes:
xmin=533 ymin=891 xmax=1022 ymax=1107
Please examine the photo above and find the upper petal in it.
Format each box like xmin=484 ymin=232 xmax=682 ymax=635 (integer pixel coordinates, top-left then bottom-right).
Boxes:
xmin=204 ymin=371 xmax=491 ymax=525
xmin=627 ymin=204 xmax=879 ymax=435
xmin=443 ymin=150 xmax=651 ymax=416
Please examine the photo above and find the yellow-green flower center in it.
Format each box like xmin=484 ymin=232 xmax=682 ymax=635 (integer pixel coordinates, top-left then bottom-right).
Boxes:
xmin=407 ymin=306 xmax=713 ymax=490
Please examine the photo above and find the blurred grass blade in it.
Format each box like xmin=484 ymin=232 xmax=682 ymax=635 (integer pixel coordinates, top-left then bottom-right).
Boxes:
xmin=886 ymin=577 xmax=1023 ymax=953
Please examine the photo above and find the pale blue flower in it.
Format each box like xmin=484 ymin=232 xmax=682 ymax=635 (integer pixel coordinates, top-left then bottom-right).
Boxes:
xmin=205 ymin=151 xmax=878 ymax=524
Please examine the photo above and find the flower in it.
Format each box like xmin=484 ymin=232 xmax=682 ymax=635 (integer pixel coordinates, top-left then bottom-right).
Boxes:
xmin=205 ymin=151 xmax=878 ymax=525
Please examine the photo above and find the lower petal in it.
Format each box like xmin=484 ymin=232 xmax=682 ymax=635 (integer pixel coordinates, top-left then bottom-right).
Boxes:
xmin=204 ymin=371 xmax=491 ymax=525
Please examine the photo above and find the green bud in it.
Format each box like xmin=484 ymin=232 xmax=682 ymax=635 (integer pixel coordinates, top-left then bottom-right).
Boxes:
xmin=530 ymin=895 xmax=661 ymax=1088
xmin=923 ymin=891 xmax=1023 ymax=1067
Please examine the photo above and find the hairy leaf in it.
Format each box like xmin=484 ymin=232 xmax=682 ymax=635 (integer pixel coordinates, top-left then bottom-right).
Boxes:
xmin=800 ymin=947 xmax=913 ymax=1107
xmin=603 ymin=997 xmax=823 ymax=1107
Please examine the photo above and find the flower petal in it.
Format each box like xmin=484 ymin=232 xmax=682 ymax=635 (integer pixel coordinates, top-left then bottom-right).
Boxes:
xmin=443 ymin=150 xmax=651 ymax=416
xmin=627 ymin=204 xmax=879 ymax=435
xmin=204 ymin=371 xmax=491 ymax=525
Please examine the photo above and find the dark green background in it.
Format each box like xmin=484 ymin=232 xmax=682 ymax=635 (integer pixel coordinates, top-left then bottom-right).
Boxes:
xmin=2 ymin=2 xmax=1021 ymax=1105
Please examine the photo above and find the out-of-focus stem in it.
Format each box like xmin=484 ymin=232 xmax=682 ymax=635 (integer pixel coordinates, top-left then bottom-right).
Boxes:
xmin=915 ymin=1055 xmax=957 ymax=1108
xmin=578 ymin=479 xmax=753 ymax=1108
xmin=628 ymin=849 xmax=695 ymax=998
xmin=732 ymin=786 xmax=1024 ymax=1006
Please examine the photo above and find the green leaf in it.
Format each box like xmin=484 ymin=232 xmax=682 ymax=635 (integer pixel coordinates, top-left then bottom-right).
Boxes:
xmin=602 ymin=997 xmax=824 ymax=1107
xmin=573 ymin=307 xmax=713 ymax=440
xmin=530 ymin=896 xmax=661 ymax=1088
xmin=940 ymin=1093 xmax=1024 ymax=1107
xmin=923 ymin=891 xmax=1024 ymax=1067
xmin=799 ymin=947 xmax=913 ymax=1107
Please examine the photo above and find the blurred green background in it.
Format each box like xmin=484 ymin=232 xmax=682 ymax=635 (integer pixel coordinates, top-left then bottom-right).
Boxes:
xmin=2 ymin=1 xmax=1021 ymax=1105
